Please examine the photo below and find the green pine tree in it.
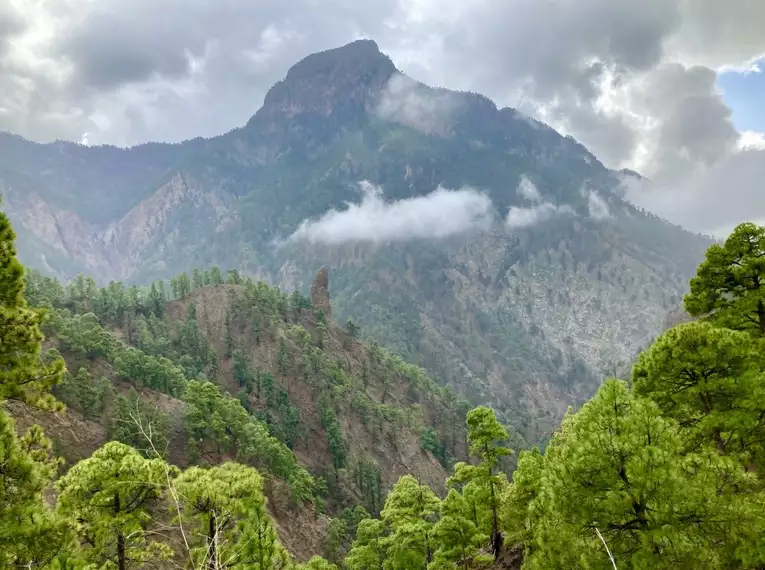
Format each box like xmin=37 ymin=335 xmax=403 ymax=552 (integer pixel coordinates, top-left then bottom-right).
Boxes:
xmin=174 ymin=462 xmax=289 ymax=569
xmin=380 ymin=475 xmax=441 ymax=570
xmin=345 ymin=518 xmax=387 ymax=570
xmin=464 ymin=406 xmax=511 ymax=558
xmin=298 ymin=556 xmax=338 ymax=570
xmin=0 ymin=209 xmax=65 ymax=409
xmin=0 ymin=411 xmax=72 ymax=568
xmin=56 ymin=441 xmax=176 ymax=570
xmin=521 ymin=380 xmax=761 ymax=569
xmin=430 ymin=489 xmax=491 ymax=570
xmin=685 ymin=222 xmax=765 ymax=335
xmin=633 ymin=321 xmax=765 ymax=468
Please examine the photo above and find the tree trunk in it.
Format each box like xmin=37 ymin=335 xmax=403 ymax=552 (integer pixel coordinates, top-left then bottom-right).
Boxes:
xmin=114 ymin=493 xmax=126 ymax=570
xmin=758 ymin=300 xmax=765 ymax=336
xmin=489 ymin=465 xmax=502 ymax=559
xmin=117 ymin=533 xmax=126 ymax=570
xmin=208 ymin=512 xmax=217 ymax=570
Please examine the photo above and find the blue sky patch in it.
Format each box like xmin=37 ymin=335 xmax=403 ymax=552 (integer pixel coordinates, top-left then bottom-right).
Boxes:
xmin=718 ymin=58 xmax=765 ymax=133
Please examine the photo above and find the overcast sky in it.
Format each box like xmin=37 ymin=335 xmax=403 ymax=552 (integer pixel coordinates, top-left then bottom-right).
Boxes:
xmin=1 ymin=0 xmax=763 ymax=235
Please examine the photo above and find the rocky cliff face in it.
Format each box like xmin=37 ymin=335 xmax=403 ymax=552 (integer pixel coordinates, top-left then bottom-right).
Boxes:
xmin=0 ymin=39 xmax=712 ymax=441
xmin=310 ymin=267 xmax=333 ymax=320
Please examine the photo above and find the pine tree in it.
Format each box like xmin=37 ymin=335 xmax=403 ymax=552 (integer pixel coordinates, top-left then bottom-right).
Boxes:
xmin=60 ymin=366 xmax=109 ymax=419
xmin=345 ymin=518 xmax=388 ymax=570
xmin=324 ymin=517 xmax=349 ymax=563
xmin=430 ymin=489 xmax=490 ymax=570
xmin=298 ymin=556 xmax=338 ymax=570
xmin=224 ymin=310 xmax=234 ymax=358
xmin=0 ymin=212 xmax=71 ymax=565
xmin=345 ymin=318 xmax=359 ymax=338
xmin=522 ymin=380 xmax=761 ymax=569
xmin=174 ymin=462 xmax=289 ymax=569
xmin=501 ymin=447 xmax=543 ymax=546
xmin=178 ymin=272 xmax=191 ymax=297
xmin=685 ymin=222 xmax=765 ymax=335
xmin=193 ymin=268 xmax=205 ymax=290
xmin=464 ymin=406 xmax=511 ymax=558
xmin=56 ymin=441 xmax=175 ymax=570
xmin=633 ymin=321 xmax=765 ymax=467
xmin=148 ymin=281 xmax=165 ymax=317
xmin=447 ymin=463 xmax=493 ymax=538
xmin=0 ymin=209 xmax=65 ymax=409
xmin=209 ymin=266 xmax=223 ymax=285
xmin=108 ymin=389 xmax=171 ymax=459
xmin=234 ymin=499 xmax=291 ymax=569
xmin=226 ymin=269 xmax=243 ymax=285
xmin=380 ymin=475 xmax=440 ymax=570
xmin=277 ymin=338 xmax=289 ymax=378
xmin=0 ymin=411 xmax=72 ymax=568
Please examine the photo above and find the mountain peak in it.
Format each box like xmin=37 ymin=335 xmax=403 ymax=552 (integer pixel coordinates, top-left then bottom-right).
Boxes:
xmin=251 ymin=40 xmax=396 ymax=126
xmin=284 ymin=39 xmax=390 ymax=81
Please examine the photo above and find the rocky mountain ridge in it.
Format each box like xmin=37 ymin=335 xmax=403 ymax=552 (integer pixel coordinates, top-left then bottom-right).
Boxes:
xmin=0 ymin=39 xmax=713 ymax=441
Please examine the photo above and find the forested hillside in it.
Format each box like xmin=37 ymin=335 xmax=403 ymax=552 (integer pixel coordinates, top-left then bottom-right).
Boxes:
xmin=4 ymin=178 xmax=765 ymax=568
xmin=0 ymin=40 xmax=713 ymax=444
xmin=13 ymin=258 xmax=502 ymax=560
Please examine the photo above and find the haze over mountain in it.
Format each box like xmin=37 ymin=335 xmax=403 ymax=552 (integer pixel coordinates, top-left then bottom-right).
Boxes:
xmin=0 ymin=40 xmax=712 ymax=440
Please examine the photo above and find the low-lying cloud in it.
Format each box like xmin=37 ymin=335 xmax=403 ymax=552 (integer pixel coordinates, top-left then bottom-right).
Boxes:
xmin=517 ymin=176 xmax=542 ymax=202
xmin=624 ymin=148 xmax=765 ymax=236
xmin=374 ymin=73 xmax=461 ymax=135
xmin=288 ymin=181 xmax=493 ymax=245
xmin=289 ymin=176 xmax=615 ymax=246
xmin=506 ymin=177 xmax=575 ymax=229
xmin=587 ymin=190 xmax=611 ymax=220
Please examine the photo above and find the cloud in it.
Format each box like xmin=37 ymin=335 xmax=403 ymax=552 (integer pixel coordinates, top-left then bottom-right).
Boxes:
xmin=0 ymin=0 xmax=402 ymax=145
xmin=374 ymin=72 xmax=462 ymax=135
xmin=390 ymin=0 xmax=764 ymax=234
xmin=57 ymin=10 xmax=194 ymax=89
xmin=516 ymin=176 xmax=542 ymax=202
xmin=0 ymin=6 xmax=26 ymax=56
xmin=667 ymin=1 xmax=765 ymax=69
xmin=624 ymin=148 xmax=765 ymax=235
xmin=739 ymin=131 xmax=765 ymax=150
xmin=288 ymin=181 xmax=494 ymax=245
xmin=587 ymin=190 xmax=612 ymax=220
xmin=1 ymin=0 xmax=764 ymax=234
xmin=507 ymin=203 xmax=564 ymax=229
xmin=627 ymin=63 xmax=740 ymax=183
xmin=506 ymin=177 xmax=575 ymax=229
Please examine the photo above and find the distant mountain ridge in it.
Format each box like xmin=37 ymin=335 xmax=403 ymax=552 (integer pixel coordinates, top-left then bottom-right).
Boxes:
xmin=0 ymin=39 xmax=712 ymax=441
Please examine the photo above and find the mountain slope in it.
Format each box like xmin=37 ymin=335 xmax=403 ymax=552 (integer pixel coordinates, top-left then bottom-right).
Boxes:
xmin=13 ymin=267 xmax=480 ymax=560
xmin=0 ymin=39 xmax=712 ymax=441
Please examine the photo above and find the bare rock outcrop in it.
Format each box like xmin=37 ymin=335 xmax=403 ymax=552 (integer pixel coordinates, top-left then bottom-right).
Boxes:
xmin=311 ymin=266 xmax=332 ymax=320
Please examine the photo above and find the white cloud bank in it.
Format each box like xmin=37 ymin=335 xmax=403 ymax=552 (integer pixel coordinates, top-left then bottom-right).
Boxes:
xmin=374 ymin=73 xmax=461 ymax=135
xmin=587 ymin=190 xmax=611 ymax=220
xmin=624 ymin=148 xmax=765 ymax=237
xmin=289 ymin=177 xmax=613 ymax=246
xmin=288 ymin=181 xmax=493 ymax=245
xmin=506 ymin=177 xmax=575 ymax=229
